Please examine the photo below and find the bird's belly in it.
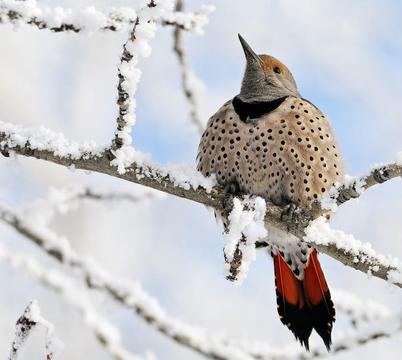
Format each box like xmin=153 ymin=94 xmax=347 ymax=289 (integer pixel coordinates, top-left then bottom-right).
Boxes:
xmin=197 ymin=97 xmax=345 ymax=207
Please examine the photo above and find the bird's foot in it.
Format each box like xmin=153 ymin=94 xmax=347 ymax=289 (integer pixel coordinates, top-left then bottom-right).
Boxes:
xmin=280 ymin=203 xmax=300 ymax=232
xmin=223 ymin=181 xmax=241 ymax=195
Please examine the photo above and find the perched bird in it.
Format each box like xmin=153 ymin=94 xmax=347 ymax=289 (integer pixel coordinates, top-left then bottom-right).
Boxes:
xmin=197 ymin=34 xmax=345 ymax=350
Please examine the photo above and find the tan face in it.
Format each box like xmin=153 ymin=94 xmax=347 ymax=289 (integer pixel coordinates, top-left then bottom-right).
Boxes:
xmin=258 ymin=55 xmax=298 ymax=95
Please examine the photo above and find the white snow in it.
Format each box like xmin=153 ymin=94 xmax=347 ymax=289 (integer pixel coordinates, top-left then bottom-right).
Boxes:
xmin=7 ymin=299 xmax=64 ymax=360
xmin=110 ymin=2 xmax=167 ymax=174
xmin=162 ymin=4 xmax=215 ymax=34
xmin=332 ymin=288 xmax=391 ymax=324
xmin=0 ymin=0 xmax=212 ymax=35
xmin=320 ymin=174 xmax=366 ymax=212
xmin=223 ymin=197 xmax=267 ymax=284
xmin=0 ymin=203 xmax=280 ymax=360
xmin=0 ymin=244 xmax=145 ymax=360
xmin=0 ymin=120 xmax=104 ymax=159
xmin=320 ymin=183 xmax=340 ymax=212
xmin=304 ymin=217 xmax=402 ymax=284
xmin=108 ymin=1 xmax=213 ymax=175
xmin=0 ymin=0 xmax=217 ymax=192
xmin=0 ymin=119 xmax=216 ymax=193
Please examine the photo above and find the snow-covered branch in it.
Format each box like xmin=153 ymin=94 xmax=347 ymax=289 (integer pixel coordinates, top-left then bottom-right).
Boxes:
xmin=173 ymin=0 xmax=204 ymax=135
xmin=8 ymin=300 xmax=62 ymax=360
xmin=224 ymin=197 xmax=267 ymax=283
xmin=49 ymin=186 xmax=160 ymax=205
xmin=1 ymin=121 xmax=402 ymax=287
xmin=332 ymin=289 xmax=390 ymax=328
xmin=3 ymin=199 xmax=402 ymax=359
xmin=111 ymin=1 xmax=158 ymax=155
xmin=0 ymin=202 xmax=277 ymax=360
xmin=304 ymin=217 xmax=402 ymax=287
xmin=1 ymin=246 xmax=146 ymax=360
xmin=0 ymin=0 xmax=214 ymax=34
xmin=24 ymin=185 xmax=161 ymax=222
xmin=302 ymin=314 xmax=402 ymax=359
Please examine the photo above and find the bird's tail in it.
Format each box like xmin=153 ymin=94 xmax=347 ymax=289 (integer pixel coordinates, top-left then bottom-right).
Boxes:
xmin=273 ymin=250 xmax=335 ymax=350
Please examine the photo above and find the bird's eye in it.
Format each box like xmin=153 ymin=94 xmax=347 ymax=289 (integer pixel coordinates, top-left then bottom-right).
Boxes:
xmin=273 ymin=66 xmax=281 ymax=74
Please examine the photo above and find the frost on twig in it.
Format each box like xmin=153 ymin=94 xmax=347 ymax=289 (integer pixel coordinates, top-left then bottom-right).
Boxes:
xmin=0 ymin=0 xmax=214 ymax=34
xmin=9 ymin=300 xmax=62 ymax=360
xmin=3 ymin=201 xmax=402 ymax=360
xmin=173 ymin=0 xmax=204 ymax=135
xmin=332 ymin=289 xmax=390 ymax=328
xmin=305 ymin=315 xmax=402 ymax=359
xmin=304 ymin=217 xmax=402 ymax=288
xmin=23 ymin=185 xmax=162 ymax=227
xmin=110 ymin=0 xmax=212 ymax=172
xmin=224 ymin=197 xmax=267 ymax=283
xmin=0 ymin=245 xmax=146 ymax=360
xmin=0 ymin=203 xmax=265 ymax=360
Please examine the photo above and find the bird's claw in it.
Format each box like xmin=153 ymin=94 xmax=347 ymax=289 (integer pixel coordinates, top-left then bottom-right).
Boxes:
xmin=281 ymin=203 xmax=299 ymax=232
xmin=224 ymin=182 xmax=240 ymax=195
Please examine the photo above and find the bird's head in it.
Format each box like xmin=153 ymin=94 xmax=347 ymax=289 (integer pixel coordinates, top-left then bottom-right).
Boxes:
xmin=238 ymin=34 xmax=299 ymax=102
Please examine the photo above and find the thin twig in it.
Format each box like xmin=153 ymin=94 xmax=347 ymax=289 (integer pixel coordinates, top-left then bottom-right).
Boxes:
xmin=8 ymin=301 xmax=61 ymax=360
xmin=0 ymin=203 xmax=272 ymax=360
xmin=112 ymin=19 xmax=139 ymax=150
xmin=173 ymin=0 xmax=204 ymax=135
xmin=0 ymin=1 xmax=213 ymax=34
xmin=2 ymin=199 xmax=402 ymax=358
xmin=0 ymin=246 xmax=144 ymax=360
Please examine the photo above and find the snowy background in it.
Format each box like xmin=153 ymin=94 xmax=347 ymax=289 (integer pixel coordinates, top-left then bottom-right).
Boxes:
xmin=1 ymin=0 xmax=402 ymax=358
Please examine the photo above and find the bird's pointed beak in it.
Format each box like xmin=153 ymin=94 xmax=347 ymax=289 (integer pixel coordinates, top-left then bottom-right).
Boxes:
xmin=238 ymin=34 xmax=261 ymax=65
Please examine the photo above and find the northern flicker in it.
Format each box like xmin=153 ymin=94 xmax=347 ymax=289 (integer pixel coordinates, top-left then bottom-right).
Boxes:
xmin=197 ymin=35 xmax=345 ymax=350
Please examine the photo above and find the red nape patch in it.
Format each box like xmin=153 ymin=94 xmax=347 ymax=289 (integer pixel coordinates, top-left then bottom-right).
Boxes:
xmin=303 ymin=250 xmax=329 ymax=306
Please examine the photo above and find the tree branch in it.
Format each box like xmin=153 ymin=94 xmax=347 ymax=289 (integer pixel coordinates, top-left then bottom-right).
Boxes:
xmin=173 ymin=0 xmax=204 ymax=135
xmin=332 ymin=288 xmax=390 ymax=328
xmin=1 ymin=196 xmax=401 ymax=359
xmin=8 ymin=300 xmax=62 ymax=360
xmin=57 ymin=186 xmax=160 ymax=204
xmin=1 ymin=122 xmax=402 ymax=286
xmin=0 ymin=246 xmax=144 ymax=360
xmin=0 ymin=202 xmax=278 ymax=360
xmin=0 ymin=0 xmax=215 ymax=34
xmin=300 ymin=314 xmax=402 ymax=360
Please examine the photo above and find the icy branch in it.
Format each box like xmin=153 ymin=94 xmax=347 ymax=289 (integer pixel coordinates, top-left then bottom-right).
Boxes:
xmin=0 ymin=203 xmax=276 ymax=360
xmin=303 ymin=315 xmax=402 ymax=359
xmin=3 ymin=199 xmax=402 ymax=359
xmin=8 ymin=300 xmax=62 ymax=360
xmin=1 ymin=119 xmax=402 ymax=286
xmin=224 ymin=197 xmax=267 ymax=283
xmin=0 ymin=246 xmax=145 ymax=360
xmin=332 ymin=289 xmax=390 ymax=328
xmin=304 ymin=217 xmax=402 ymax=287
xmin=48 ymin=186 xmax=161 ymax=206
xmin=110 ymin=0 xmax=160 ymax=160
xmin=0 ymin=0 xmax=214 ymax=34
xmin=173 ymin=0 xmax=204 ymax=135
xmin=110 ymin=0 xmax=213 ymax=171
xmin=21 ymin=185 xmax=161 ymax=228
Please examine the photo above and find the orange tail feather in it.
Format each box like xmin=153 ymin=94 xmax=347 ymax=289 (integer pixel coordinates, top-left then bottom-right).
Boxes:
xmin=303 ymin=250 xmax=335 ymax=350
xmin=274 ymin=250 xmax=335 ymax=350
xmin=274 ymin=254 xmax=312 ymax=349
